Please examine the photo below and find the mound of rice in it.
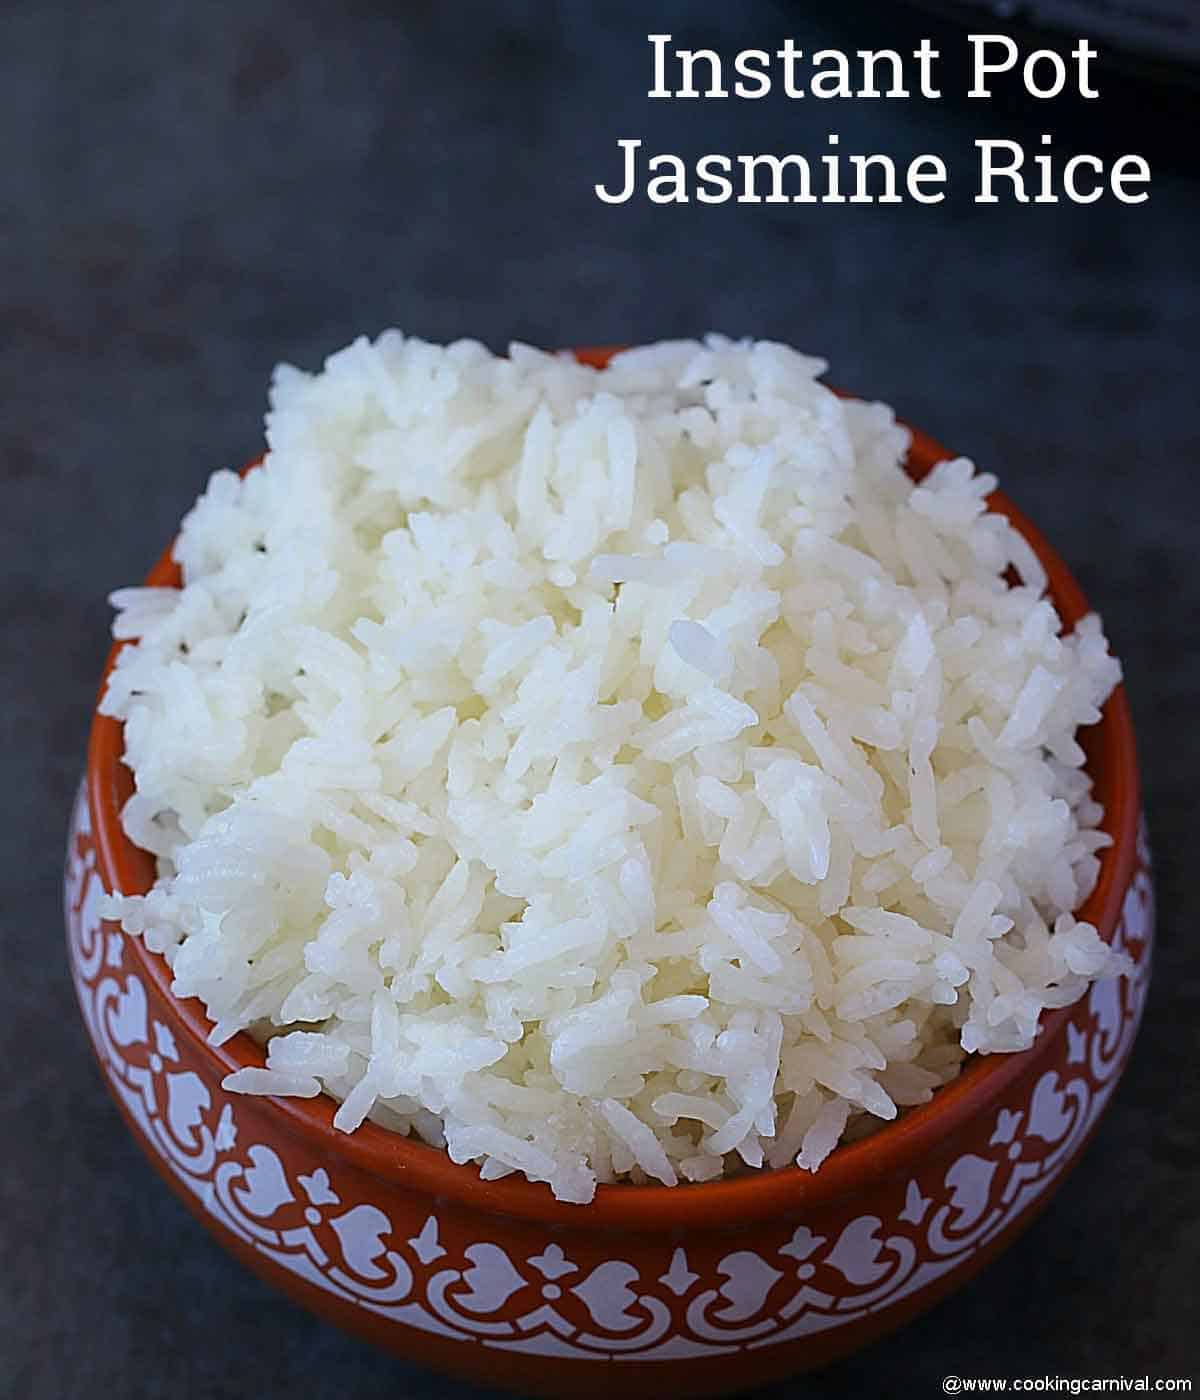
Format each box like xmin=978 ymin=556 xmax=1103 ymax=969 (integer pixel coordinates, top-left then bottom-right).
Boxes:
xmin=100 ymin=333 xmax=1129 ymax=1203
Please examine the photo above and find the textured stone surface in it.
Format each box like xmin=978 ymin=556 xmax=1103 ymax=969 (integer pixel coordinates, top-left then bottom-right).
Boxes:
xmin=2 ymin=2 xmax=1196 ymax=1396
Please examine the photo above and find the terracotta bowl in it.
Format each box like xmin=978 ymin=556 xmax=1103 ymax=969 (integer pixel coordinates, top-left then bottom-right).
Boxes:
xmin=67 ymin=349 xmax=1153 ymax=1397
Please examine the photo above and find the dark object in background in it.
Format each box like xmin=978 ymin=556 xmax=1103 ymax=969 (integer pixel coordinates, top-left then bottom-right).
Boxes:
xmin=882 ymin=0 xmax=1197 ymax=176
xmin=908 ymin=0 xmax=1200 ymax=82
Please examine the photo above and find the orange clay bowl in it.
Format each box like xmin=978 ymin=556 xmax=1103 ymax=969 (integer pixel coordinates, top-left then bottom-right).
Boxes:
xmin=67 ymin=347 xmax=1152 ymax=1397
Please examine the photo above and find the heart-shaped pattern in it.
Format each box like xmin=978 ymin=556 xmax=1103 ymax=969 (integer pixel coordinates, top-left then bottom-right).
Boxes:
xmin=329 ymin=1204 xmax=392 ymax=1282
xmin=109 ymin=976 xmax=147 ymax=1048
xmin=573 ymin=1260 xmax=645 ymax=1331
xmin=236 ymin=1144 xmax=294 ymax=1219
xmin=713 ymin=1253 xmax=784 ymax=1321
xmin=165 ymin=1070 xmax=210 ymax=1149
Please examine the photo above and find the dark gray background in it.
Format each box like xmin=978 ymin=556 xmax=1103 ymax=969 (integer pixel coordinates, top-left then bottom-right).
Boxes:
xmin=3 ymin=1 xmax=1197 ymax=1396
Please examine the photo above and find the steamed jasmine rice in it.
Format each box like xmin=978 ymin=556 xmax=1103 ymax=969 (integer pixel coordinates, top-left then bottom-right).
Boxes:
xmin=100 ymin=333 xmax=1129 ymax=1204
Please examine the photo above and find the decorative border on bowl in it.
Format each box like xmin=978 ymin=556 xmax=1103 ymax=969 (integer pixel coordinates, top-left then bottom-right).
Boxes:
xmin=66 ymin=783 xmax=1153 ymax=1361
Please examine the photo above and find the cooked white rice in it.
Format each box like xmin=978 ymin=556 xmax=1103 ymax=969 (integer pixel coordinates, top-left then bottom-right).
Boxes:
xmin=100 ymin=333 xmax=1129 ymax=1203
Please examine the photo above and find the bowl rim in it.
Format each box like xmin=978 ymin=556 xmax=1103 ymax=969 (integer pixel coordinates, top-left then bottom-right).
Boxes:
xmin=85 ymin=348 xmax=1140 ymax=1233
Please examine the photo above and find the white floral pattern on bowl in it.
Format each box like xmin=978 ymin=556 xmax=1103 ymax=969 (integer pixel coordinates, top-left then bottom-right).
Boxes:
xmin=66 ymin=782 xmax=1153 ymax=1361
